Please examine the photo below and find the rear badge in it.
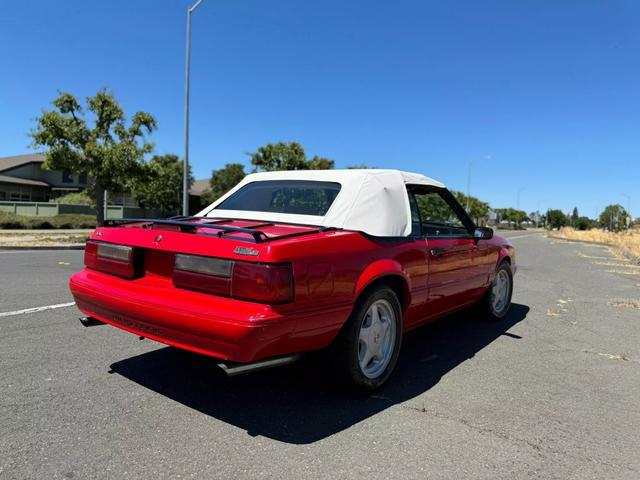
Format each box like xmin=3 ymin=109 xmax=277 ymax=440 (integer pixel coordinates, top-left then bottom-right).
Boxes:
xmin=234 ymin=246 xmax=260 ymax=256
xmin=154 ymin=234 xmax=163 ymax=243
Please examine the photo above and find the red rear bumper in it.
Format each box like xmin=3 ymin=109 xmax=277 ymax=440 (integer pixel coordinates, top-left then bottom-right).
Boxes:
xmin=69 ymin=269 xmax=296 ymax=363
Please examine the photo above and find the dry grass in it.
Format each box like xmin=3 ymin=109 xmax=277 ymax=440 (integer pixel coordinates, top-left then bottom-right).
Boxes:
xmin=608 ymin=299 xmax=640 ymax=310
xmin=549 ymin=227 xmax=640 ymax=261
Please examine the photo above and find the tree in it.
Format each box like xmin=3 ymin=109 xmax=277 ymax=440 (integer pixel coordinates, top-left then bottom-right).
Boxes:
xmin=202 ymin=163 xmax=246 ymax=204
xmin=575 ymin=216 xmax=592 ymax=231
xmin=248 ymin=142 xmax=334 ymax=171
xmin=546 ymin=209 xmax=568 ymax=230
xmin=306 ymin=156 xmax=335 ymax=170
xmin=571 ymin=207 xmax=579 ymax=226
xmin=131 ymin=154 xmax=192 ymax=216
xmin=453 ymin=192 xmax=489 ymax=225
xmin=599 ymin=204 xmax=629 ymax=231
xmin=31 ymin=88 xmax=157 ymax=225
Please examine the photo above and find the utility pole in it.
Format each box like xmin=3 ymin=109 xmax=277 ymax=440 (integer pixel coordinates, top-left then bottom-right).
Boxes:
xmin=183 ymin=0 xmax=205 ymax=216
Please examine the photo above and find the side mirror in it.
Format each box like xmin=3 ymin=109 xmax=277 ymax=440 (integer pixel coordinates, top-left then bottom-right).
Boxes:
xmin=474 ymin=226 xmax=493 ymax=240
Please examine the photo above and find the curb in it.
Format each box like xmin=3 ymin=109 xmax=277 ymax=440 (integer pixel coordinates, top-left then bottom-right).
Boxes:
xmin=0 ymin=245 xmax=85 ymax=251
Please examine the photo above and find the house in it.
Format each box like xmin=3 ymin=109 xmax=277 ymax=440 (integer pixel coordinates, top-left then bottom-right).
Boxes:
xmin=1 ymin=153 xmax=212 ymax=213
xmin=0 ymin=153 xmax=87 ymax=202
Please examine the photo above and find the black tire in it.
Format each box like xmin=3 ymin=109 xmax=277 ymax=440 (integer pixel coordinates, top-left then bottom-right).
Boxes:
xmin=332 ymin=285 xmax=403 ymax=391
xmin=479 ymin=260 xmax=513 ymax=321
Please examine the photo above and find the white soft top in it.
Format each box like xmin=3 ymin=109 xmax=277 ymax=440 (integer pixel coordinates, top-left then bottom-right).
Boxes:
xmin=198 ymin=169 xmax=445 ymax=237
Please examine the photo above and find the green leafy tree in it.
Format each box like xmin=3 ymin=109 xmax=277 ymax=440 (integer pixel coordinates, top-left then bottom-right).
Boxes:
xmin=571 ymin=207 xmax=579 ymax=226
xmin=599 ymin=204 xmax=629 ymax=231
xmin=546 ymin=209 xmax=568 ymax=230
xmin=31 ymin=88 xmax=157 ymax=225
xmin=202 ymin=163 xmax=246 ymax=204
xmin=495 ymin=208 xmax=530 ymax=229
xmin=307 ymin=156 xmax=335 ymax=170
xmin=575 ymin=216 xmax=592 ymax=231
xmin=347 ymin=164 xmax=370 ymax=169
xmin=248 ymin=142 xmax=334 ymax=171
xmin=132 ymin=154 xmax=192 ymax=215
xmin=454 ymin=192 xmax=490 ymax=225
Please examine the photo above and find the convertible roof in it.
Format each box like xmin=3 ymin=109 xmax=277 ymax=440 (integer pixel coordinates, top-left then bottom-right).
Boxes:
xmin=198 ymin=169 xmax=446 ymax=237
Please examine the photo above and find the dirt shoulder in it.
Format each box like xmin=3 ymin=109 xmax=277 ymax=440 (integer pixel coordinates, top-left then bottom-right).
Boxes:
xmin=547 ymin=227 xmax=640 ymax=264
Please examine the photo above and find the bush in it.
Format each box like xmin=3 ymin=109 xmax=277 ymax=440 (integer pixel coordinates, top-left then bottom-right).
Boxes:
xmin=0 ymin=212 xmax=96 ymax=229
xmin=50 ymin=191 xmax=95 ymax=207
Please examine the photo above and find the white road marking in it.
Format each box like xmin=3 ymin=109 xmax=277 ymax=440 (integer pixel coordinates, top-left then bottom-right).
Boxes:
xmin=0 ymin=302 xmax=76 ymax=318
xmin=505 ymin=233 xmax=542 ymax=240
xmin=0 ymin=250 xmax=79 ymax=254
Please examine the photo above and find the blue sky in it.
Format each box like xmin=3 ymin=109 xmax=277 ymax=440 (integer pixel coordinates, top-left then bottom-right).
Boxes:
xmin=1 ymin=0 xmax=639 ymax=218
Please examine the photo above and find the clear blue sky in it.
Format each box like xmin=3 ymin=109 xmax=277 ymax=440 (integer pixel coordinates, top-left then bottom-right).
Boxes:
xmin=1 ymin=0 xmax=639 ymax=218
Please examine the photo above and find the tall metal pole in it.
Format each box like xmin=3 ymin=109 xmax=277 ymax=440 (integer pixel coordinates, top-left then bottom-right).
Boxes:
xmin=183 ymin=0 xmax=204 ymax=216
xmin=466 ymin=160 xmax=472 ymax=212
xmin=516 ymin=187 xmax=525 ymax=211
xmin=622 ymin=194 xmax=631 ymax=215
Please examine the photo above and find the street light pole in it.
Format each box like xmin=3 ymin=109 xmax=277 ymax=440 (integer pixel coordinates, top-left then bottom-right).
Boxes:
xmin=516 ymin=187 xmax=525 ymax=211
xmin=183 ymin=0 xmax=205 ymax=216
xmin=466 ymin=155 xmax=491 ymax=212
xmin=466 ymin=161 xmax=472 ymax=212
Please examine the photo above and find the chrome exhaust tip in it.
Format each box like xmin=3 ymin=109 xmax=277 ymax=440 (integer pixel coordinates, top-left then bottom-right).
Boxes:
xmin=79 ymin=316 xmax=105 ymax=327
xmin=217 ymin=354 xmax=301 ymax=376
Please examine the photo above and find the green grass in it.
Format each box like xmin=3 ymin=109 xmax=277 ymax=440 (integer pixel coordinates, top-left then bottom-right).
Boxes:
xmin=0 ymin=212 xmax=96 ymax=229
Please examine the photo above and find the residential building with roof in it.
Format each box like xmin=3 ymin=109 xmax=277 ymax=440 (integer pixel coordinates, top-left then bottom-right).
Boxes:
xmin=0 ymin=153 xmax=210 ymax=210
xmin=0 ymin=153 xmax=87 ymax=201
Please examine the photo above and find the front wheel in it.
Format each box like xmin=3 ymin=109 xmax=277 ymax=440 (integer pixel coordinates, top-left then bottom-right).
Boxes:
xmin=480 ymin=260 xmax=513 ymax=321
xmin=332 ymin=286 xmax=402 ymax=391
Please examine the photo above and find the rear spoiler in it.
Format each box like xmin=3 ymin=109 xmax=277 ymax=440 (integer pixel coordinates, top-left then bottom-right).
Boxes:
xmin=103 ymin=218 xmax=333 ymax=243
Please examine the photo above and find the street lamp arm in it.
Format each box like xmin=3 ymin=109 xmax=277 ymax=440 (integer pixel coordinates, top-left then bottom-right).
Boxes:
xmin=189 ymin=0 xmax=204 ymax=13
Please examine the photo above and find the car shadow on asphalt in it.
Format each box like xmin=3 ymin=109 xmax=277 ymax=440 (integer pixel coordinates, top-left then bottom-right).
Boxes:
xmin=110 ymin=303 xmax=529 ymax=444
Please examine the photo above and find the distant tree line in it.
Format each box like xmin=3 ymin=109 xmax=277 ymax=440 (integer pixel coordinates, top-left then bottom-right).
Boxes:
xmin=543 ymin=205 xmax=633 ymax=231
xmin=31 ymin=89 xmax=635 ymax=230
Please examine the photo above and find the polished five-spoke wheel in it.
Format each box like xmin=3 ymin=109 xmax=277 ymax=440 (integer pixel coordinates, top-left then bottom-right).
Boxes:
xmin=358 ymin=299 xmax=396 ymax=379
xmin=481 ymin=260 xmax=513 ymax=320
xmin=332 ymin=285 xmax=403 ymax=391
xmin=490 ymin=269 xmax=510 ymax=316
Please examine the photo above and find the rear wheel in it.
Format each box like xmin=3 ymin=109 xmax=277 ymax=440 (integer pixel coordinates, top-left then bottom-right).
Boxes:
xmin=332 ymin=286 xmax=402 ymax=391
xmin=480 ymin=261 xmax=513 ymax=321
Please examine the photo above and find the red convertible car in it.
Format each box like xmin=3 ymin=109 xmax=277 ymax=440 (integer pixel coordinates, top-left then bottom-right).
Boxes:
xmin=70 ymin=169 xmax=515 ymax=390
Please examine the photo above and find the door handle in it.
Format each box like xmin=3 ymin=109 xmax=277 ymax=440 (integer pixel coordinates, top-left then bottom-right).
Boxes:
xmin=430 ymin=248 xmax=445 ymax=257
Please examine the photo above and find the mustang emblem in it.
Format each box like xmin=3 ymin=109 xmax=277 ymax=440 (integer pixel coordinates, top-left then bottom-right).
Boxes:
xmin=154 ymin=234 xmax=163 ymax=243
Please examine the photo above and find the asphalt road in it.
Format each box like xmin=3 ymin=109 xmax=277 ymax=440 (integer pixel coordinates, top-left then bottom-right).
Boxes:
xmin=1 ymin=232 xmax=639 ymax=479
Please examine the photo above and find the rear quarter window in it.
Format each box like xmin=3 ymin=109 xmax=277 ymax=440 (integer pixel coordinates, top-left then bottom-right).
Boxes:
xmin=216 ymin=180 xmax=341 ymax=216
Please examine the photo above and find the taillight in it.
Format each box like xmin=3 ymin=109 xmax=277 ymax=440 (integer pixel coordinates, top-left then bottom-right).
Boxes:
xmin=173 ymin=253 xmax=294 ymax=304
xmin=231 ymin=262 xmax=293 ymax=303
xmin=173 ymin=255 xmax=233 ymax=297
xmin=84 ymin=240 xmax=140 ymax=279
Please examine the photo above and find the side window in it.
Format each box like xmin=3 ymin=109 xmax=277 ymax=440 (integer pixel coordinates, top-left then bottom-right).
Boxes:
xmin=410 ymin=189 xmax=469 ymax=236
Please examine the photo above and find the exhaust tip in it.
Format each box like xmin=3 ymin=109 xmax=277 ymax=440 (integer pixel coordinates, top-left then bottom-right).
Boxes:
xmin=79 ymin=316 xmax=105 ymax=327
xmin=217 ymin=354 xmax=301 ymax=376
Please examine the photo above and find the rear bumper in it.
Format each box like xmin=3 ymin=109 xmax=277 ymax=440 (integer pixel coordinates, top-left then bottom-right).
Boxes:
xmin=69 ymin=269 xmax=297 ymax=363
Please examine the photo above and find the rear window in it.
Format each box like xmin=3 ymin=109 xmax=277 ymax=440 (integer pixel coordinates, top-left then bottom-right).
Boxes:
xmin=216 ymin=180 xmax=341 ymax=216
